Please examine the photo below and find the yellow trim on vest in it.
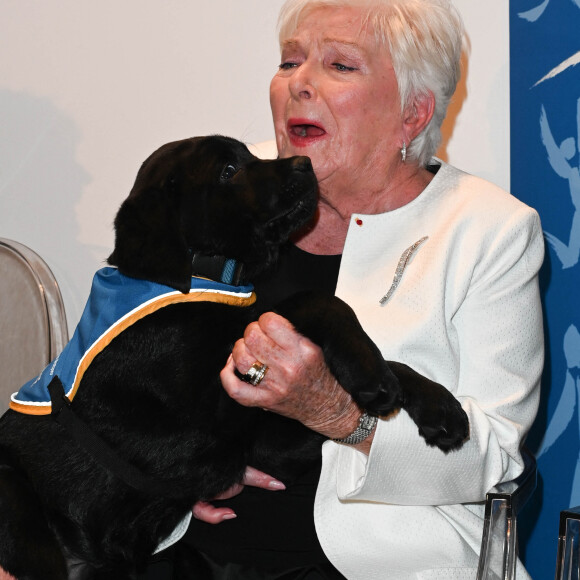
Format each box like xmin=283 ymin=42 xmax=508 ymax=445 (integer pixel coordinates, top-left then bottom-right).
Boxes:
xmin=11 ymin=289 xmax=256 ymax=416
xmin=9 ymin=401 xmax=49 ymax=415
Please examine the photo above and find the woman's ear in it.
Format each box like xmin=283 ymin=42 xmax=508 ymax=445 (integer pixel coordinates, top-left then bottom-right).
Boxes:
xmin=403 ymin=91 xmax=435 ymax=143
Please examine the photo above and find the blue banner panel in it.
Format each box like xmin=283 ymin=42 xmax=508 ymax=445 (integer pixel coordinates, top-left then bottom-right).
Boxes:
xmin=510 ymin=1 xmax=580 ymax=578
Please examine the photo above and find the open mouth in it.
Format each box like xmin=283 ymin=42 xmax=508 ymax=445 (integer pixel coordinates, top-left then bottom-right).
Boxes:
xmin=288 ymin=120 xmax=326 ymax=142
xmin=290 ymin=124 xmax=325 ymax=137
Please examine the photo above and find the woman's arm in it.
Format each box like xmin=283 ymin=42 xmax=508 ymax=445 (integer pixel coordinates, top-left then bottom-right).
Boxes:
xmin=194 ymin=310 xmax=380 ymax=525
xmin=334 ymin=208 xmax=545 ymax=505
xmin=220 ymin=313 xmax=366 ymax=442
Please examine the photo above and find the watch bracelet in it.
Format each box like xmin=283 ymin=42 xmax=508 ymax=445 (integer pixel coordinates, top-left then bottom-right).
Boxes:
xmin=332 ymin=411 xmax=378 ymax=445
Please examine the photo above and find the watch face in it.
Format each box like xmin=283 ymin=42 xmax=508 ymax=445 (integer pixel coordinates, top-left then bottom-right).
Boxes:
xmin=333 ymin=413 xmax=377 ymax=444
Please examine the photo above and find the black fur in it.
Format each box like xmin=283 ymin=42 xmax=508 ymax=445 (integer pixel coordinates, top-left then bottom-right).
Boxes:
xmin=0 ymin=136 xmax=468 ymax=579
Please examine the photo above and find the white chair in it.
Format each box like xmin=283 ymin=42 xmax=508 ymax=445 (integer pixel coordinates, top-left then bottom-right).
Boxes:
xmin=477 ymin=447 xmax=537 ymax=580
xmin=0 ymin=238 xmax=68 ymax=415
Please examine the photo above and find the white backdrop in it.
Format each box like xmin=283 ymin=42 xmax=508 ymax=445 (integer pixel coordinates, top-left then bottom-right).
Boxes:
xmin=0 ymin=1 xmax=509 ymax=333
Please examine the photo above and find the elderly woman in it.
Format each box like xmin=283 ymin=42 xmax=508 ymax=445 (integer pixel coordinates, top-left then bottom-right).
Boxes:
xmin=170 ymin=1 xmax=545 ymax=579
xmin=0 ymin=1 xmax=537 ymax=580
xmin=3 ymin=1 xmax=545 ymax=579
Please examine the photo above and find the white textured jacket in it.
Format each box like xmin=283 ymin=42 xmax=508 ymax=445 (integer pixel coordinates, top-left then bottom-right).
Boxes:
xmin=316 ymin=160 xmax=544 ymax=579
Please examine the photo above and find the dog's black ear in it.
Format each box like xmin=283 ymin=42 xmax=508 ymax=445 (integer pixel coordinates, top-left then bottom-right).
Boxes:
xmin=108 ymin=186 xmax=192 ymax=293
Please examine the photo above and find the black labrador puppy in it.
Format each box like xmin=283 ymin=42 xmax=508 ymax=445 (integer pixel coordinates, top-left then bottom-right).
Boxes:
xmin=0 ymin=136 xmax=468 ymax=579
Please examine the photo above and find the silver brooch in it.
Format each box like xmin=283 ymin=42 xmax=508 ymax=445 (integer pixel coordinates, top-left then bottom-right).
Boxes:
xmin=379 ymin=236 xmax=429 ymax=305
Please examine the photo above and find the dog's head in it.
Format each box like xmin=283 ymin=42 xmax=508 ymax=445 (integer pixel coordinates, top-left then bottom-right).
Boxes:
xmin=108 ymin=136 xmax=318 ymax=292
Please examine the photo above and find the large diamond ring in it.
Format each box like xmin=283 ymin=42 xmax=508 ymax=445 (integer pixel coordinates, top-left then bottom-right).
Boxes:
xmin=241 ymin=361 xmax=268 ymax=386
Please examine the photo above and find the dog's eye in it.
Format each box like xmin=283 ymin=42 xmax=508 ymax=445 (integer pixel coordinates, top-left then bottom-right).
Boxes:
xmin=220 ymin=164 xmax=239 ymax=181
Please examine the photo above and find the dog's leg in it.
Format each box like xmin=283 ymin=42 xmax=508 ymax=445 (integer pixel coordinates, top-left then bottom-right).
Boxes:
xmin=274 ymin=291 xmax=468 ymax=452
xmin=275 ymin=291 xmax=403 ymax=415
xmin=385 ymin=361 xmax=469 ymax=452
xmin=0 ymin=464 xmax=68 ymax=580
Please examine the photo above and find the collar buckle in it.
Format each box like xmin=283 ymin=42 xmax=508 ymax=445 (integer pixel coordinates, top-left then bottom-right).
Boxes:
xmin=190 ymin=253 xmax=245 ymax=286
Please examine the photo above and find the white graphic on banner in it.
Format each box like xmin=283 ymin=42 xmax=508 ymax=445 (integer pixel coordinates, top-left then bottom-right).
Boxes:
xmin=519 ymin=0 xmax=550 ymax=22
xmin=519 ymin=0 xmax=580 ymax=22
xmin=534 ymin=51 xmax=580 ymax=87
xmin=514 ymin=4 xmax=580 ymax=576
xmin=533 ymin=38 xmax=580 ymax=504
xmin=538 ymin=326 xmax=580 ymax=505
xmin=540 ymin=101 xmax=580 ymax=269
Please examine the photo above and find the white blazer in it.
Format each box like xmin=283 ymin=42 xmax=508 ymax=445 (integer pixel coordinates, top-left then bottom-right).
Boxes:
xmin=315 ymin=160 xmax=544 ymax=579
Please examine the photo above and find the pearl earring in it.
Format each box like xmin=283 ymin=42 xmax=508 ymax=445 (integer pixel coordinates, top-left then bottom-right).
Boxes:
xmin=401 ymin=141 xmax=407 ymax=163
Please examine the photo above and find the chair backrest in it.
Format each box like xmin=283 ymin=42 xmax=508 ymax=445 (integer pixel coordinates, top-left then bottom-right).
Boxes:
xmin=0 ymin=238 xmax=68 ymax=414
xmin=477 ymin=446 xmax=537 ymax=580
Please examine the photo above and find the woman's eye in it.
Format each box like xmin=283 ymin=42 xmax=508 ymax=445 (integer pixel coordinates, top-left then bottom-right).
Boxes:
xmin=278 ymin=61 xmax=298 ymax=70
xmin=333 ymin=63 xmax=357 ymax=72
xmin=220 ymin=164 xmax=238 ymax=181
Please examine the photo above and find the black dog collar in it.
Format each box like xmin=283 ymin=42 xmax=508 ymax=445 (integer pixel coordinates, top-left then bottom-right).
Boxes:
xmin=190 ymin=252 xmax=245 ymax=286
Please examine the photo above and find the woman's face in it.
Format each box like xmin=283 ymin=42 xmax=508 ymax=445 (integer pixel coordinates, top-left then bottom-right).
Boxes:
xmin=270 ymin=5 xmax=405 ymax=193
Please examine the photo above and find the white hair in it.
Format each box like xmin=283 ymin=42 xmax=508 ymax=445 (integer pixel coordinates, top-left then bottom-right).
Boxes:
xmin=277 ymin=0 xmax=465 ymax=166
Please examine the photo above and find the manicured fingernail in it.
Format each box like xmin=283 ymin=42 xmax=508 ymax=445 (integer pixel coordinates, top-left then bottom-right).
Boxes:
xmin=268 ymin=480 xmax=286 ymax=490
xmin=222 ymin=513 xmax=237 ymax=520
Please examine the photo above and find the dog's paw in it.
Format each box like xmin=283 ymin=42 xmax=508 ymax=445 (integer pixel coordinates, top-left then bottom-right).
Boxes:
xmin=406 ymin=388 xmax=469 ymax=452
xmin=387 ymin=362 xmax=469 ymax=452
xmin=351 ymin=360 xmax=402 ymax=416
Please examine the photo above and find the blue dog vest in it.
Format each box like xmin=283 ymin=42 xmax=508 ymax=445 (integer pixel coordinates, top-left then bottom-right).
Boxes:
xmin=11 ymin=267 xmax=255 ymax=415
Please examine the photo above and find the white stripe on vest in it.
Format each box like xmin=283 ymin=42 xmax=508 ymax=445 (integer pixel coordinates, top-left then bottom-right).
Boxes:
xmin=11 ymin=267 xmax=255 ymax=415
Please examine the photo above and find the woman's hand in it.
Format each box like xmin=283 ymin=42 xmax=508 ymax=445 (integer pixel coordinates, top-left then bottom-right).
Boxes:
xmin=220 ymin=312 xmax=362 ymax=441
xmin=192 ymin=466 xmax=286 ymax=523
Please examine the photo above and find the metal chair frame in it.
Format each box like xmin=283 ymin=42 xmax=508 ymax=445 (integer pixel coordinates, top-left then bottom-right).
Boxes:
xmin=555 ymin=505 xmax=580 ymax=580
xmin=477 ymin=447 xmax=537 ymax=580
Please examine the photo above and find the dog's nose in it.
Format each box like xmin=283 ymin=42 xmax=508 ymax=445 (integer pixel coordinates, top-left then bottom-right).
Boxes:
xmin=291 ymin=156 xmax=313 ymax=173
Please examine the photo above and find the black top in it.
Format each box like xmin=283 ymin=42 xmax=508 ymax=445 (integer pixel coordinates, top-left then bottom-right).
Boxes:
xmin=253 ymin=242 xmax=342 ymax=313
xmin=182 ymin=243 xmax=342 ymax=568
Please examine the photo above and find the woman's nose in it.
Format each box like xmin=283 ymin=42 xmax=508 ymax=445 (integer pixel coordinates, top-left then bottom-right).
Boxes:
xmin=288 ymin=63 xmax=316 ymax=100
